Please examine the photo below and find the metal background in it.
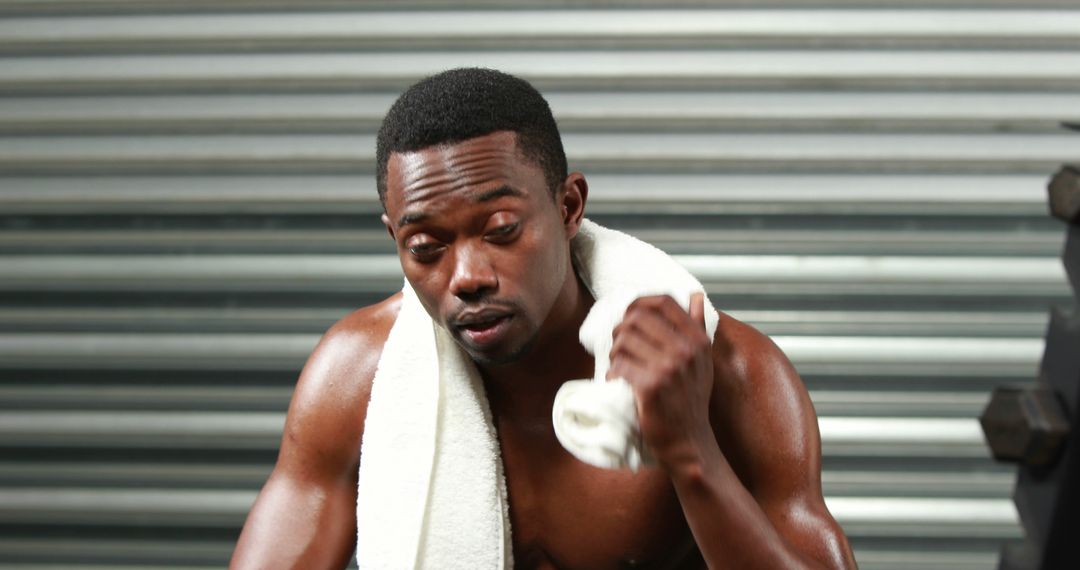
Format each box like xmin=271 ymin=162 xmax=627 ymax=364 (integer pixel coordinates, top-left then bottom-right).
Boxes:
xmin=1 ymin=1 xmax=1078 ymax=568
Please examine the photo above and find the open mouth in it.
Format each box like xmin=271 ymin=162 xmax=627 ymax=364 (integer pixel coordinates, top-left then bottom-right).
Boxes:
xmin=457 ymin=314 xmax=512 ymax=345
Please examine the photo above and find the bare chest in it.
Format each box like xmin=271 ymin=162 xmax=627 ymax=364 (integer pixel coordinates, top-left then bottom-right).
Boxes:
xmin=497 ymin=424 xmax=703 ymax=570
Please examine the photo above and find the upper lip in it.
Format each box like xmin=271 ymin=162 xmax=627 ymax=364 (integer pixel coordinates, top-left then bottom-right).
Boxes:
xmin=453 ymin=308 xmax=511 ymax=327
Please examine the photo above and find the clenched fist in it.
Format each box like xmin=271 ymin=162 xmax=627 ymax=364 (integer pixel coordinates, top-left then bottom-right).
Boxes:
xmin=607 ymin=292 xmax=716 ymax=471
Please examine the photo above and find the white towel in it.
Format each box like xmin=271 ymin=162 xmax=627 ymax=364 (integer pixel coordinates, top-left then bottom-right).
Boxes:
xmin=356 ymin=282 xmax=510 ymax=570
xmin=355 ymin=218 xmax=716 ymax=568
xmin=554 ymin=221 xmax=720 ymax=471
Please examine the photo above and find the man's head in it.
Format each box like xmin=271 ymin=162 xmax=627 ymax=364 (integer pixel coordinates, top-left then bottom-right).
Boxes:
xmin=377 ymin=68 xmax=588 ymax=366
xmin=376 ymin=67 xmax=567 ymax=205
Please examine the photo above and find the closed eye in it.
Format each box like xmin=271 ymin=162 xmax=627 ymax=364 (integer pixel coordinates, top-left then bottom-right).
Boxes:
xmin=408 ymin=242 xmax=445 ymax=261
xmin=486 ymin=222 xmax=520 ymax=241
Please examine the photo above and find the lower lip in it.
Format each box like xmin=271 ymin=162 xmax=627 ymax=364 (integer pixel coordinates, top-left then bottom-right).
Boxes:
xmin=460 ymin=316 xmax=512 ymax=346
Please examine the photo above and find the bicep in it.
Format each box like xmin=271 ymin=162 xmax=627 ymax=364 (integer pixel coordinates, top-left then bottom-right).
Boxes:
xmin=231 ymin=320 xmax=379 ymax=569
xmin=711 ymin=321 xmax=855 ymax=570
xmin=231 ymin=466 xmax=358 ymax=569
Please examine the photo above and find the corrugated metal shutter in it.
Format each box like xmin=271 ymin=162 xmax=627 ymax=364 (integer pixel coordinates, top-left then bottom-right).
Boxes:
xmin=1 ymin=2 xmax=1077 ymax=568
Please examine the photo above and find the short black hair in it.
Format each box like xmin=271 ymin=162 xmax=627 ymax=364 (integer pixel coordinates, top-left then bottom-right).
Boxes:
xmin=375 ymin=67 xmax=567 ymax=205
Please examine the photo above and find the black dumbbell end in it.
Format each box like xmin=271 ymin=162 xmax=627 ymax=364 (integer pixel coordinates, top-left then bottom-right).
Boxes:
xmin=980 ymin=386 xmax=1069 ymax=467
xmin=1048 ymin=165 xmax=1080 ymax=224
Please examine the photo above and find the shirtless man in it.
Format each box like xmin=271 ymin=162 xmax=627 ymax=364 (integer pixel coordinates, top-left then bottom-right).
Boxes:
xmin=230 ymin=68 xmax=857 ymax=569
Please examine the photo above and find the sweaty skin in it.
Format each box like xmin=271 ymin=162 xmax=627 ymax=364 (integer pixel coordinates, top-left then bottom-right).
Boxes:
xmin=230 ymin=131 xmax=857 ymax=570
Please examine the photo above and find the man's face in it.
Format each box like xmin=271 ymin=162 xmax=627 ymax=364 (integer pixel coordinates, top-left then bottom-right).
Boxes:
xmin=382 ymin=131 xmax=573 ymax=365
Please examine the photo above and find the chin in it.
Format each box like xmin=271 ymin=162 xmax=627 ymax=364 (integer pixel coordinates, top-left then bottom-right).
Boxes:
xmin=461 ymin=332 xmax=538 ymax=367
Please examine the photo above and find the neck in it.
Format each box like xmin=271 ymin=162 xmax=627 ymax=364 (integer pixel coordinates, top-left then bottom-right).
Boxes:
xmin=478 ymin=267 xmax=595 ymax=420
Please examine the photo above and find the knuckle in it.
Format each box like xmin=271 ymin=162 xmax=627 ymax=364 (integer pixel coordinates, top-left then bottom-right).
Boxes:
xmin=633 ymin=295 xmax=665 ymax=311
xmin=636 ymin=380 xmax=659 ymax=401
xmin=658 ymin=356 xmax=680 ymax=376
xmin=608 ymin=340 xmax=624 ymax=360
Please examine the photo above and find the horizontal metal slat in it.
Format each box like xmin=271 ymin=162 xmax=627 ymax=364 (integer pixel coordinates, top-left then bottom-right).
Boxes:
xmin=0 ymin=411 xmax=993 ymax=458
xmin=3 ymin=92 xmax=1078 ymax=134
xmin=0 ymin=384 xmax=989 ymax=417
xmin=682 ymin=255 xmax=1065 ymax=297
xmin=1 ymin=133 xmax=1077 ymax=175
xmin=0 ymin=412 xmax=284 ymax=448
xmin=0 ymin=255 xmax=404 ymax=292
xmin=0 ymin=226 xmax=1062 ymax=257
xmin=0 ymin=410 xmax=993 ymax=457
xmin=0 ymin=537 xmax=233 ymax=567
xmin=0 ymin=332 xmax=1044 ymax=379
xmin=782 ymin=337 xmax=1041 ymax=364
xmin=0 ymin=254 xmax=1065 ymax=299
xmin=0 ymin=174 xmax=1050 ymax=215
xmin=0 ymin=544 xmax=1006 ymax=570
xmin=0 ymin=544 xmax=1012 ymax=570
xmin=732 ymin=310 xmax=1051 ymax=338
xmin=1 ymin=10 xmax=1079 ymax=54
xmin=0 ymin=307 xmax=346 ymax=334
xmin=1 ymin=0 xmax=1079 ymax=16
xmin=3 ymin=50 xmax=1080 ymax=94
xmin=827 ymin=497 xmax=1018 ymax=539
xmin=809 ymin=390 xmax=989 ymax=417
xmin=0 ymin=229 xmax=391 ymax=256
xmin=847 ymin=549 xmax=1000 ymax=570
xmin=0 ymin=462 xmax=271 ymax=488
xmin=0 ymin=385 xmax=292 ymax=411
xmin=0 ymin=461 xmax=1013 ymax=498
xmin=821 ymin=470 xmax=1013 ymax=498
xmin=0 ymin=175 xmax=384 ymax=215
xmin=819 ymin=417 xmax=990 ymax=458
xmin=0 ymin=487 xmax=1018 ymax=539
xmin=0 ymin=307 xmax=1050 ymax=337
xmin=835 ymin=550 xmax=1000 ymax=570
xmin=0 ymin=488 xmax=255 ymax=526
xmin=0 ymin=563 xmax=224 ymax=569
xmin=0 ymin=333 xmax=317 ymax=370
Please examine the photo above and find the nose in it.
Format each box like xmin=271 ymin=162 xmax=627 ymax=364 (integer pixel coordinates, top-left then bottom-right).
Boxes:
xmin=448 ymin=242 xmax=498 ymax=301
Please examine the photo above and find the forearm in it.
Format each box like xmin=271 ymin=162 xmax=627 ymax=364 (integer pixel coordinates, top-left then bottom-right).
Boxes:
xmin=666 ymin=440 xmax=829 ymax=570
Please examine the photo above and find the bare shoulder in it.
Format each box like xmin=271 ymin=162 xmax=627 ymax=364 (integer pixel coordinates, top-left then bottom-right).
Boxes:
xmin=280 ymin=292 xmax=402 ymax=478
xmin=708 ymin=311 xmax=806 ymax=412
xmin=230 ymin=294 xmax=403 ymax=568
xmin=707 ymin=310 xmax=856 ymax=569
xmin=706 ymin=310 xmax=819 ymax=493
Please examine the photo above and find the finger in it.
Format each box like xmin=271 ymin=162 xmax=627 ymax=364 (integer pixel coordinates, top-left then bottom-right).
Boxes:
xmin=690 ymin=291 xmax=706 ymax=332
xmin=624 ymin=295 xmax=708 ymax=348
xmin=644 ymin=294 xmax=705 ymax=341
xmin=609 ymin=317 xmax=665 ymax=362
xmin=608 ymin=327 xmax=665 ymax=381
xmin=615 ymin=306 xmax=677 ymax=349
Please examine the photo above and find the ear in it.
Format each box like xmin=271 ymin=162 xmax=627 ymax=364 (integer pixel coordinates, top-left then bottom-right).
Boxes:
xmin=558 ymin=172 xmax=589 ymax=240
xmin=381 ymin=213 xmax=396 ymax=241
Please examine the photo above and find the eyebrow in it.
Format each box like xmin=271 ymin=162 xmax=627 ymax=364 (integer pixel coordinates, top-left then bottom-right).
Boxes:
xmin=397 ymin=185 xmax=525 ymax=228
xmin=397 ymin=212 xmax=429 ymax=228
xmin=475 ymin=185 xmax=526 ymax=202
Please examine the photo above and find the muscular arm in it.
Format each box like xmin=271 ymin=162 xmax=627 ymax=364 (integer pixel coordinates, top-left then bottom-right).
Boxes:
xmin=676 ymin=316 xmax=856 ymax=569
xmin=230 ymin=296 xmax=398 ymax=569
xmin=609 ymin=296 xmax=855 ymax=569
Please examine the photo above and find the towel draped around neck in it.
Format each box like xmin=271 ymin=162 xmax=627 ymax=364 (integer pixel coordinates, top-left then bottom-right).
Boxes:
xmin=356 ymin=219 xmax=718 ymax=569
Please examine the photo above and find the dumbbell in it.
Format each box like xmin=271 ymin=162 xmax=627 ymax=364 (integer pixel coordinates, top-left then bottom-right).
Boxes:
xmin=981 ymin=159 xmax=1080 ymax=570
